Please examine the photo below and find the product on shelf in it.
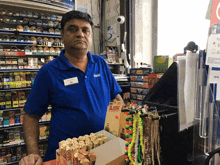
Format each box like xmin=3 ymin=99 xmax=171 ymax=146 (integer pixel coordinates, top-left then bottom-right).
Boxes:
xmin=9 ymin=111 xmax=15 ymax=126
xmin=30 ymin=26 xmax=37 ymax=32
xmin=16 ymin=25 xmax=23 ymax=31
xmin=12 ymin=11 xmax=19 ymax=16
xmin=0 ymin=9 xmax=6 ymax=15
xmin=48 ymin=21 xmax=54 ymax=27
xmin=51 ymin=14 xmax=56 ymax=21
xmin=27 ymin=11 xmax=32 ymax=18
xmin=36 ymin=20 xmax=42 ymax=26
xmin=55 ymin=48 xmax=60 ymax=53
xmin=43 ymin=47 xmax=49 ymax=53
xmin=10 ymin=36 xmax=17 ymax=42
xmin=3 ymin=111 xmax=9 ymax=127
xmin=39 ymin=125 xmax=47 ymax=139
xmin=54 ymin=29 xmax=60 ymax=34
xmin=24 ymin=36 xmax=30 ymax=42
xmin=49 ymin=47 xmax=55 ymax=53
xmin=10 ymin=46 xmax=17 ymax=52
xmin=37 ymin=37 xmax=43 ymax=42
xmin=30 ymin=37 xmax=37 ymax=43
xmin=54 ymin=21 xmax=59 ymax=28
xmin=20 ymin=109 xmax=24 ymax=125
xmin=0 ymin=45 xmax=3 ymax=51
xmin=32 ymin=12 xmax=38 ymax=18
xmin=49 ymin=38 xmax=54 ymax=42
xmin=40 ymin=14 xmax=46 ymax=20
xmin=6 ymin=10 xmax=12 ymax=16
xmin=29 ymin=19 xmax=36 ymax=26
xmin=11 ymin=91 xmax=18 ymax=108
xmin=23 ymin=18 xmax=29 ymax=24
xmin=14 ymin=110 xmax=20 ymax=125
xmin=23 ymin=26 xmax=29 ymax=32
xmin=31 ymin=46 xmax=37 ymax=52
xmin=3 ymin=35 xmax=9 ymax=41
xmin=36 ymin=27 xmax=43 ymax=33
xmin=19 ymin=11 xmax=26 ymax=17
xmin=43 ymin=37 xmax=49 ymax=42
xmin=49 ymin=28 xmax=54 ymax=33
xmin=38 ymin=47 xmax=43 ymax=52
xmin=0 ymin=111 xmax=3 ymax=127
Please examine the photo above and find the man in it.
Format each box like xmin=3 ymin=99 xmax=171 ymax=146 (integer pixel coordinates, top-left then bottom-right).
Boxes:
xmin=19 ymin=10 xmax=123 ymax=165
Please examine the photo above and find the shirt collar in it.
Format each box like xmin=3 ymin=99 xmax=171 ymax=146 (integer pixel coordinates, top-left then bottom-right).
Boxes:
xmin=58 ymin=49 xmax=95 ymax=71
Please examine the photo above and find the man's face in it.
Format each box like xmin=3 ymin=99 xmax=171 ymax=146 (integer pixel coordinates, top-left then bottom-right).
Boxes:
xmin=61 ymin=19 xmax=93 ymax=53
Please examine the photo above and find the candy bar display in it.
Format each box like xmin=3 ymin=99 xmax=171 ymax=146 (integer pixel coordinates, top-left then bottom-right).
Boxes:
xmin=129 ymin=68 xmax=152 ymax=106
xmin=58 ymin=133 xmax=108 ymax=153
xmin=57 ymin=146 xmax=97 ymax=165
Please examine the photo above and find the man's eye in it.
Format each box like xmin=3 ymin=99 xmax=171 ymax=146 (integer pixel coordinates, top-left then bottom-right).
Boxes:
xmin=83 ymin=29 xmax=89 ymax=33
xmin=68 ymin=28 xmax=77 ymax=32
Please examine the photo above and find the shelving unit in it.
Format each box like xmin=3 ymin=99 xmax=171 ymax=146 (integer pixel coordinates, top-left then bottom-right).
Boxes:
xmin=0 ymin=1 xmax=71 ymax=164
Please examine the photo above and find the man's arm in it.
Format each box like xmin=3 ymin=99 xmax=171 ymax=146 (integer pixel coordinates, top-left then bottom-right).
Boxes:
xmin=23 ymin=113 xmax=40 ymax=155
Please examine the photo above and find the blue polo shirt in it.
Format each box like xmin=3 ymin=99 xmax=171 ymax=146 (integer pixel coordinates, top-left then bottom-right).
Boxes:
xmin=24 ymin=49 xmax=122 ymax=162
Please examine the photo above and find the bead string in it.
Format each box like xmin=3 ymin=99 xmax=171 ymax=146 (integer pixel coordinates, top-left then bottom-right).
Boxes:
xmin=138 ymin=111 xmax=144 ymax=162
xmin=124 ymin=112 xmax=131 ymax=164
xmin=128 ymin=112 xmax=137 ymax=165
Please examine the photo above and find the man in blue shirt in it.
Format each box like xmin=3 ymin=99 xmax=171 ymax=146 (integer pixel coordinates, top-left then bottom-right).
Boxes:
xmin=19 ymin=10 xmax=123 ymax=165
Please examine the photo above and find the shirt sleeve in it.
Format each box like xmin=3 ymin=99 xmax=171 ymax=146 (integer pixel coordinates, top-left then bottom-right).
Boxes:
xmin=102 ymin=59 xmax=122 ymax=100
xmin=24 ymin=68 xmax=50 ymax=118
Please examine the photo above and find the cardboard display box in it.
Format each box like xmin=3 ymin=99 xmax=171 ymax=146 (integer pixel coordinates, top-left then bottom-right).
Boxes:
xmin=54 ymin=130 xmax=125 ymax=165
xmin=104 ymin=100 xmax=123 ymax=137
xmin=90 ymin=137 xmax=126 ymax=165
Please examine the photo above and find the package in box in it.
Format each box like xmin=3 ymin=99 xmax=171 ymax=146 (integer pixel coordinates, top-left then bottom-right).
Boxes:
xmin=104 ymin=100 xmax=123 ymax=137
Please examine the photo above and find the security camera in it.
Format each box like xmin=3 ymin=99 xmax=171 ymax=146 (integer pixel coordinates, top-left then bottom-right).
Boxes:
xmin=116 ymin=16 xmax=125 ymax=24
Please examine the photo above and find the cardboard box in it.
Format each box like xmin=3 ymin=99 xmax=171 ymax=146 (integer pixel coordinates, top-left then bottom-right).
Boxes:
xmin=119 ymin=112 xmax=128 ymax=140
xmin=104 ymin=100 xmax=123 ymax=137
xmin=90 ymin=137 xmax=126 ymax=165
xmin=153 ymin=55 xmax=173 ymax=73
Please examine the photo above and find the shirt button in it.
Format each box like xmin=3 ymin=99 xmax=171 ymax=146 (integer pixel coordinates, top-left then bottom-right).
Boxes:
xmin=85 ymin=76 xmax=87 ymax=78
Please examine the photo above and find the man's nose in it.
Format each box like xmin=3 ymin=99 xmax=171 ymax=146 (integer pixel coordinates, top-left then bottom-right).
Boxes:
xmin=76 ymin=29 xmax=84 ymax=37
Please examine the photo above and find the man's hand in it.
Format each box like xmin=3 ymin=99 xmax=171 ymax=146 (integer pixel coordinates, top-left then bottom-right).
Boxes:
xmin=19 ymin=154 xmax=42 ymax=165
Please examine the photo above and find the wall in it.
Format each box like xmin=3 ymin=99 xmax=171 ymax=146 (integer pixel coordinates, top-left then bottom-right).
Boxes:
xmin=76 ymin=0 xmax=101 ymax=55
xmin=134 ymin=0 xmax=158 ymax=67
xmin=102 ymin=0 xmax=120 ymax=55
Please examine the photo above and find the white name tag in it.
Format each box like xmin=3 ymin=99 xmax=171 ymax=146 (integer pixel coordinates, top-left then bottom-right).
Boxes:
xmin=63 ymin=77 xmax=79 ymax=86
xmin=94 ymin=74 xmax=101 ymax=77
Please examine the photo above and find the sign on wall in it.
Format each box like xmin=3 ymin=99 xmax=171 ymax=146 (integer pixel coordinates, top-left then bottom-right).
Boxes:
xmin=211 ymin=0 xmax=220 ymax=26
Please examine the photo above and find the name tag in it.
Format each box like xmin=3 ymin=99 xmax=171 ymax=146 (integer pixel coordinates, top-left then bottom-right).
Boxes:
xmin=94 ymin=74 xmax=101 ymax=77
xmin=63 ymin=77 xmax=79 ymax=86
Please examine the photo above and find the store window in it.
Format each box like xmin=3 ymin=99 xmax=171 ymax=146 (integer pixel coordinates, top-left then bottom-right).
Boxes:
xmin=158 ymin=0 xmax=210 ymax=57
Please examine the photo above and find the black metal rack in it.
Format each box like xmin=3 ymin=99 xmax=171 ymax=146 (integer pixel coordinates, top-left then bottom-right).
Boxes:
xmin=142 ymin=62 xmax=193 ymax=165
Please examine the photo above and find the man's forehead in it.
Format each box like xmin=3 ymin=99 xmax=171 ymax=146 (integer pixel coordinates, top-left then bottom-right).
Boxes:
xmin=65 ymin=19 xmax=91 ymax=28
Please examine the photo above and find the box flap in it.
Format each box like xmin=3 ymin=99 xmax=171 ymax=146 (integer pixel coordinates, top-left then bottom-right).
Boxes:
xmin=90 ymin=137 xmax=126 ymax=165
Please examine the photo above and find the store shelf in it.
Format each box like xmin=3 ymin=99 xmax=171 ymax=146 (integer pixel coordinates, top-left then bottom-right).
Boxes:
xmin=106 ymin=62 xmax=124 ymax=66
xmin=0 ymin=69 xmax=39 ymax=72
xmin=20 ymin=31 xmax=61 ymax=38
xmin=0 ymin=0 xmax=71 ymax=14
xmin=0 ymin=120 xmax=50 ymax=131
xmin=26 ymin=52 xmax=60 ymax=56
xmin=0 ymin=107 xmax=24 ymax=112
xmin=4 ymin=160 xmax=20 ymax=165
xmin=0 ymin=30 xmax=62 ymax=38
xmin=0 ymin=138 xmax=48 ymax=149
xmin=0 ymin=88 xmax=32 ymax=92
xmin=0 ymin=41 xmax=33 ymax=46
xmin=0 ymin=29 xmax=15 ymax=35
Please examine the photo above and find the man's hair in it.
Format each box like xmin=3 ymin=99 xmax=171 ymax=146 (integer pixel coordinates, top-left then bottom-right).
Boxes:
xmin=61 ymin=10 xmax=94 ymax=31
